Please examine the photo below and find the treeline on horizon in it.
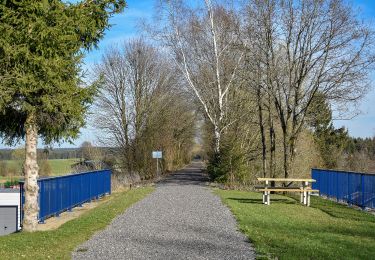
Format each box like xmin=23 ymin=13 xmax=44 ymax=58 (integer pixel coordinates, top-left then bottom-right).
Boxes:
xmin=0 ymin=146 xmax=115 ymax=160
xmin=1 ymin=134 xmax=375 ymax=172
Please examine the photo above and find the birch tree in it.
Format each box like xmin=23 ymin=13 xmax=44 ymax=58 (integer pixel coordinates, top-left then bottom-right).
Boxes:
xmin=152 ymin=0 xmax=243 ymax=154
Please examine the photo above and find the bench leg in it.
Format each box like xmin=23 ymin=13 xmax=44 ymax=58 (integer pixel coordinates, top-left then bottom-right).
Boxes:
xmin=263 ymin=191 xmax=270 ymax=205
xmin=300 ymin=192 xmax=303 ymax=203
xmin=264 ymin=191 xmax=268 ymax=205
xmin=307 ymin=192 xmax=311 ymax=207
xmin=303 ymin=191 xmax=308 ymax=206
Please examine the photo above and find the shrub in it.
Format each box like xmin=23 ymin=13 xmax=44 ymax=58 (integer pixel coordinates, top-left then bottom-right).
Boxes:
xmin=207 ymin=152 xmax=228 ymax=182
xmin=4 ymin=180 xmax=19 ymax=188
xmin=39 ymin=160 xmax=52 ymax=176
xmin=0 ymin=160 xmax=7 ymax=177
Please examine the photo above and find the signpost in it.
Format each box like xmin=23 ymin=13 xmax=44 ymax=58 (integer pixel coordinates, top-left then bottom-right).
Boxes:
xmin=152 ymin=151 xmax=162 ymax=177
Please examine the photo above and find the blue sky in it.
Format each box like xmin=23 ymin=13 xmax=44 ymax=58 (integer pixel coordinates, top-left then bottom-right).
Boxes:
xmin=333 ymin=0 xmax=375 ymax=137
xmin=1 ymin=0 xmax=375 ymax=149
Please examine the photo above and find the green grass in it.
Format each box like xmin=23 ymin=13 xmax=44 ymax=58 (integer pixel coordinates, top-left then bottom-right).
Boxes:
xmin=0 ymin=187 xmax=154 ymax=259
xmin=0 ymin=159 xmax=80 ymax=182
xmin=46 ymin=159 xmax=80 ymax=176
xmin=215 ymin=189 xmax=375 ymax=260
xmin=6 ymin=158 xmax=80 ymax=176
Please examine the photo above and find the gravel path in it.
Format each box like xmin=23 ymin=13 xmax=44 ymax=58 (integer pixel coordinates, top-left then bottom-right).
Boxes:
xmin=72 ymin=162 xmax=255 ymax=260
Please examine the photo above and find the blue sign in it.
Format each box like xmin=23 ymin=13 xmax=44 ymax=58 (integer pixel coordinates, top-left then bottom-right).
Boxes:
xmin=152 ymin=151 xmax=162 ymax=159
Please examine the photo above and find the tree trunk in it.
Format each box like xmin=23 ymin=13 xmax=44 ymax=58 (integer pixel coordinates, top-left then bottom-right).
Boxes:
xmin=282 ymin=127 xmax=290 ymax=179
xmin=213 ymin=125 xmax=221 ymax=154
xmin=23 ymin=112 xmax=39 ymax=232
xmin=257 ymin=87 xmax=267 ymax=177
xmin=269 ymin=119 xmax=276 ymax=178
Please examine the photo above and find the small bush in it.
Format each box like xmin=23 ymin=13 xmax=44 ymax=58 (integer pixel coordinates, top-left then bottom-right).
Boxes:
xmin=0 ymin=160 xmax=7 ymax=177
xmin=39 ymin=159 xmax=52 ymax=176
xmin=207 ymin=142 xmax=250 ymax=184
xmin=4 ymin=180 xmax=19 ymax=188
xmin=207 ymin=152 xmax=227 ymax=182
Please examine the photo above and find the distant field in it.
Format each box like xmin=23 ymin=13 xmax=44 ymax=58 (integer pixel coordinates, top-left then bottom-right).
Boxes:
xmin=46 ymin=159 xmax=80 ymax=176
xmin=0 ymin=159 xmax=80 ymax=183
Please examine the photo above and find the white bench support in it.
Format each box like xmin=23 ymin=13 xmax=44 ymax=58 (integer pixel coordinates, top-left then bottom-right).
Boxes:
xmin=264 ymin=180 xmax=270 ymax=205
xmin=262 ymin=191 xmax=270 ymax=205
xmin=307 ymin=191 xmax=311 ymax=207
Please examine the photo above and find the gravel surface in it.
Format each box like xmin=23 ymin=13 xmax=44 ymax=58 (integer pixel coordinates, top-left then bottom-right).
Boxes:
xmin=72 ymin=162 xmax=255 ymax=260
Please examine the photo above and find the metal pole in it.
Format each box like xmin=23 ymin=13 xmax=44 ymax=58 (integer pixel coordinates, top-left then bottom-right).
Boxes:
xmin=156 ymin=158 xmax=159 ymax=177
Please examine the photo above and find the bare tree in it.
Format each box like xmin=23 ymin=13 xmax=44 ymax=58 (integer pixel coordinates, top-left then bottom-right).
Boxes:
xmin=247 ymin=0 xmax=375 ymax=178
xmin=151 ymin=0 xmax=244 ymax=154
xmin=94 ymin=39 xmax=166 ymax=171
xmin=93 ymin=38 xmax=196 ymax=177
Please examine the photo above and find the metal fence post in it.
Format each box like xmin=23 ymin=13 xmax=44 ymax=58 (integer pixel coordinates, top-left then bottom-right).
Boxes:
xmin=348 ymin=173 xmax=351 ymax=206
xmin=361 ymin=174 xmax=365 ymax=209
xmin=336 ymin=172 xmax=339 ymax=202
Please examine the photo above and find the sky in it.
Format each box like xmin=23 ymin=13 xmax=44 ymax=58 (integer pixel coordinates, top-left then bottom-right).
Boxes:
xmin=1 ymin=0 xmax=375 ymax=149
xmin=332 ymin=0 xmax=375 ymax=137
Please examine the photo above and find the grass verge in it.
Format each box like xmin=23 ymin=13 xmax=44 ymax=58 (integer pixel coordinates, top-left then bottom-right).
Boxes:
xmin=0 ymin=187 xmax=154 ymax=259
xmin=215 ymin=189 xmax=375 ymax=260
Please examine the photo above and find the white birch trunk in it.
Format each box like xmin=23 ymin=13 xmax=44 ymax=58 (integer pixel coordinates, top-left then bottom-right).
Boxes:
xmin=22 ymin=112 xmax=39 ymax=232
xmin=214 ymin=125 xmax=221 ymax=154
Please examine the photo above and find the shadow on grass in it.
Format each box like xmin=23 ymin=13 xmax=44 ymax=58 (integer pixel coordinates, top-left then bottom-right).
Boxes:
xmin=227 ymin=198 xmax=295 ymax=204
xmin=309 ymin=198 xmax=375 ymax=223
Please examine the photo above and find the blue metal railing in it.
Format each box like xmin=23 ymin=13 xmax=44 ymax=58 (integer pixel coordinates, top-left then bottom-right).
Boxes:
xmin=19 ymin=169 xmax=111 ymax=223
xmin=312 ymin=168 xmax=375 ymax=209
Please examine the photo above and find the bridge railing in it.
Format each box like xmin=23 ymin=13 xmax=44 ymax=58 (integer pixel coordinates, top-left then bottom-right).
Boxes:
xmin=19 ymin=169 xmax=111 ymax=223
xmin=312 ymin=168 xmax=375 ymax=209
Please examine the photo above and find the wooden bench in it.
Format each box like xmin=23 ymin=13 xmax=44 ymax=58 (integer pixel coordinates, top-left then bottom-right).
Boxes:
xmin=256 ymin=178 xmax=319 ymax=206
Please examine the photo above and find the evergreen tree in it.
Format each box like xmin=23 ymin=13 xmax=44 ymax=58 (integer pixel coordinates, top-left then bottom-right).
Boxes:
xmin=0 ymin=0 xmax=126 ymax=231
xmin=307 ymin=93 xmax=349 ymax=169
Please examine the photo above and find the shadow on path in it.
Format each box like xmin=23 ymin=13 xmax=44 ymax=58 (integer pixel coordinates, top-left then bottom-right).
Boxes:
xmin=157 ymin=161 xmax=210 ymax=186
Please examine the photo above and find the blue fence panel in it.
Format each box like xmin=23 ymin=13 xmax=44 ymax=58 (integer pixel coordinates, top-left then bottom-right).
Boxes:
xmin=363 ymin=174 xmax=375 ymax=208
xmin=19 ymin=169 xmax=111 ymax=223
xmin=312 ymin=168 xmax=375 ymax=209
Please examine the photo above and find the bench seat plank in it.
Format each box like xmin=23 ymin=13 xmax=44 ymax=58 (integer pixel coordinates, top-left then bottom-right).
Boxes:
xmin=255 ymin=186 xmax=303 ymax=190
xmin=257 ymin=178 xmax=316 ymax=182
xmin=257 ymin=188 xmax=319 ymax=192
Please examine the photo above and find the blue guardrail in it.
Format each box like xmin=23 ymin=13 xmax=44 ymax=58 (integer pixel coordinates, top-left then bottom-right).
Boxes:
xmin=312 ymin=168 xmax=375 ymax=209
xmin=19 ymin=169 xmax=111 ymax=223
